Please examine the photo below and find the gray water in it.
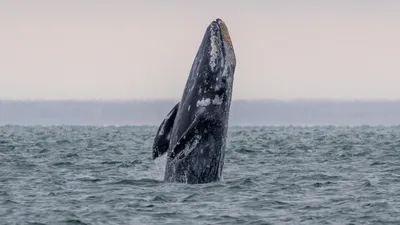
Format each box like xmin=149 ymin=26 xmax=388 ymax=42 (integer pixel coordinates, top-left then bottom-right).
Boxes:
xmin=1 ymin=125 xmax=399 ymax=225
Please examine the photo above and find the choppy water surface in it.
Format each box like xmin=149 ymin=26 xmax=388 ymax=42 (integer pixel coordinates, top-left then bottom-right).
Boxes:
xmin=1 ymin=125 xmax=400 ymax=225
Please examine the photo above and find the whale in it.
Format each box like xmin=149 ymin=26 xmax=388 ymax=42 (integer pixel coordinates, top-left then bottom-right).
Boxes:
xmin=152 ymin=18 xmax=236 ymax=184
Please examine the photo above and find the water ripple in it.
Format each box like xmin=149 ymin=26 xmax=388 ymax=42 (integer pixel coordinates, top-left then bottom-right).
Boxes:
xmin=1 ymin=125 xmax=400 ymax=224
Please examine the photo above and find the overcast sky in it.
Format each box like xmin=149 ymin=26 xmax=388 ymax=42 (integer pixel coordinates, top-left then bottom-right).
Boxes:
xmin=1 ymin=1 xmax=400 ymax=100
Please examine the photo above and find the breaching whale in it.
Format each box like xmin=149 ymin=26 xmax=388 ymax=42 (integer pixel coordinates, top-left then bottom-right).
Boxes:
xmin=152 ymin=18 xmax=236 ymax=184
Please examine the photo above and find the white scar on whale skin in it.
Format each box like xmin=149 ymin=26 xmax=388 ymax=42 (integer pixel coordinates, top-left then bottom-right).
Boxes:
xmin=196 ymin=95 xmax=223 ymax=108
xmin=196 ymin=98 xmax=211 ymax=107
xmin=212 ymin=95 xmax=223 ymax=105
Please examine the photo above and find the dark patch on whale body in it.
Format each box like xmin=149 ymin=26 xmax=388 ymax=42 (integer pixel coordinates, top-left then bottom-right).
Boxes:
xmin=152 ymin=18 xmax=236 ymax=184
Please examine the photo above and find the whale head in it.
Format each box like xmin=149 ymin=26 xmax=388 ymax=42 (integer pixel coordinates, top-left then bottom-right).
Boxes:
xmin=184 ymin=18 xmax=237 ymax=119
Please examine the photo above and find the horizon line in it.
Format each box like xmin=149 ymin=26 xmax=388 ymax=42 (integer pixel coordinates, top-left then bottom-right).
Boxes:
xmin=1 ymin=98 xmax=400 ymax=103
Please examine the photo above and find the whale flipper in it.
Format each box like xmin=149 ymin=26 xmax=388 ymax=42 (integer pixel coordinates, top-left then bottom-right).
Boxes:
xmin=152 ymin=102 xmax=180 ymax=159
xmin=169 ymin=109 xmax=211 ymax=160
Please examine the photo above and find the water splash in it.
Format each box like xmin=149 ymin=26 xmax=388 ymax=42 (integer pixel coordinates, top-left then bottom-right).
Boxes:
xmin=153 ymin=153 xmax=167 ymax=180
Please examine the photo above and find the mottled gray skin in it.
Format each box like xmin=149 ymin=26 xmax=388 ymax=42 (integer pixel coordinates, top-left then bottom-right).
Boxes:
xmin=152 ymin=18 xmax=236 ymax=184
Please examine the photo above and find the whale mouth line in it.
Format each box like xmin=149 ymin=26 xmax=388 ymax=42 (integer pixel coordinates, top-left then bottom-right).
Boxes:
xmin=208 ymin=19 xmax=227 ymax=73
xmin=215 ymin=19 xmax=233 ymax=48
xmin=211 ymin=18 xmax=235 ymax=69
xmin=216 ymin=23 xmax=226 ymax=59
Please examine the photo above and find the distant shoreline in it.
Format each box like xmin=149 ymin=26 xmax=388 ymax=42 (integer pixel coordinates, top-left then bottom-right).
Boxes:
xmin=1 ymin=100 xmax=400 ymax=126
xmin=1 ymin=99 xmax=400 ymax=102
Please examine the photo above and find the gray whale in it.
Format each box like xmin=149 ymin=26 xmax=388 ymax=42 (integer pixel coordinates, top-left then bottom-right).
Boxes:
xmin=152 ymin=18 xmax=236 ymax=184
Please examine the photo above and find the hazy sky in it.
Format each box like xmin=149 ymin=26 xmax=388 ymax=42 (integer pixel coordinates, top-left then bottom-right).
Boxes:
xmin=1 ymin=1 xmax=400 ymax=100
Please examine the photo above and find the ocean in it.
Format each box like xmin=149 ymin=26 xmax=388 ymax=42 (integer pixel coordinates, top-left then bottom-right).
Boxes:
xmin=1 ymin=125 xmax=399 ymax=224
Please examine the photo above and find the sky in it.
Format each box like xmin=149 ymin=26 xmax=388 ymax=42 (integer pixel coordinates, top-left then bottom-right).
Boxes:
xmin=1 ymin=1 xmax=400 ymax=101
